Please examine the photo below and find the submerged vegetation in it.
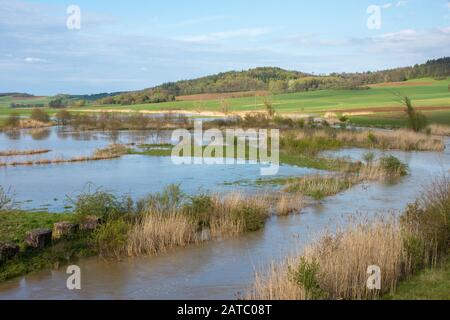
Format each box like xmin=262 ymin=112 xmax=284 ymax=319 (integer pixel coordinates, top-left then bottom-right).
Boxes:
xmin=247 ymin=176 xmax=450 ymax=300
xmin=0 ymin=144 xmax=129 ymax=167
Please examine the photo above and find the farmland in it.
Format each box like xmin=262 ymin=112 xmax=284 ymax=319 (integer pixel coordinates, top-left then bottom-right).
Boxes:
xmin=3 ymin=77 xmax=449 ymax=128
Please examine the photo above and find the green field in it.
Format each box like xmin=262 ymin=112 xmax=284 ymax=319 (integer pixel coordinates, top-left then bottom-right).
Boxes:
xmin=1 ymin=77 xmax=450 ymax=127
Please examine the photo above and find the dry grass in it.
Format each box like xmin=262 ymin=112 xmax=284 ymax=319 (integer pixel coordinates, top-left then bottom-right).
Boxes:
xmin=288 ymin=128 xmax=444 ymax=152
xmin=335 ymin=129 xmax=444 ymax=151
xmin=275 ymin=193 xmax=305 ymax=216
xmin=0 ymin=144 xmax=128 ymax=167
xmin=428 ymin=124 xmax=450 ymax=136
xmin=126 ymin=193 xmax=274 ymax=257
xmin=0 ymin=149 xmax=51 ymax=157
xmin=127 ymin=211 xmax=198 ymax=256
xmin=248 ymin=218 xmax=406 ymax=300
xmin=248 ymin=176 xmax=450 ymax=300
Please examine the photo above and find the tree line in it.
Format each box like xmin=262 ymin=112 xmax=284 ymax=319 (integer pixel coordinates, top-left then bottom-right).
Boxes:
xmin=90 ymin=57 xmax=450 ymax=105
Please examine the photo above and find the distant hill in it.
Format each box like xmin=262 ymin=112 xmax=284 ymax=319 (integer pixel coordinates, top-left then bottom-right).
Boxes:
xmin=0 ymin=93 xmax=34 ymax=98
xmin=97 ymin=58 xmax=450 ymax=106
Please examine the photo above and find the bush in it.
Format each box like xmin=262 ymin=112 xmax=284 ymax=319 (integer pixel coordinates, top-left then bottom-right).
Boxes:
xmin=73 ymin=189 xmax=132 ymax=222
xmin=0 ymin=187 xmax=13 ymax=211
xmin=5 ymin=113 xmax=20 ymax=128
xmin=400 ymin=176 xmax=450 ymax=267
xmin=30 ymin=108 xmax=50 ymax=123
xmin=183 ymin=194 xmax=214 ymax=229
xmin=363 ymin=151 xmax=375 ymax=165
xmin=137 ymin=184 xmax=184 ymax=213
xmin=55 ymin=110 xmax=72 ymax=125
xmin=379 ymin=155 xmax=408 ymax=176
xmin=289 ymin=257 xmax=324 ymax=299
xmin=403 ymin=96 xmax=428 ymax=132
xmin=231 ymin=204 xmax=267 ymax=232
xmin=91 ymin=219 xmax=130 ymax=259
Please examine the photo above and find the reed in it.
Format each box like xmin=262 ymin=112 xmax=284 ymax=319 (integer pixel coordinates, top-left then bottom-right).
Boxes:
xmin=428 ymin=124 xmax=450 ymax=136
xmin=0 ymin=149 xmax=51 ymax=157
xmin=0 ymin=144 xmax=129 ymax=167
xmin=127 ymin=211 xmax=198 ymax=256
xmin=247 ymin=176 xmax=450 ymax=300
xmin=284 ymin=128 xmax=444 ymax=152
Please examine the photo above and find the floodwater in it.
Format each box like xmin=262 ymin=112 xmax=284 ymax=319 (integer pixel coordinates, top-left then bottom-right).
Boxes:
xmin=0 ymin=128 xmax=314 ymax=212
xmin=0 ymin=127 xmax=449 ymax=300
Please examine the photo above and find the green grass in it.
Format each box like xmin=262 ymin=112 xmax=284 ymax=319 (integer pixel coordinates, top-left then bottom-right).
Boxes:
xmin=0 ymin=211 xmax=73 ymax=245
xmin=384 ymin=256 xmax=450 ymax=300
xmin=349 ymin=109 xmax=450 ymax=128
xmin=0 ymin=210 xmax=95 ymax=282
xmin=78 ymin=77 xmax=450 ymax=113
xmin=1 ymin=77 xmax=450 ymax=125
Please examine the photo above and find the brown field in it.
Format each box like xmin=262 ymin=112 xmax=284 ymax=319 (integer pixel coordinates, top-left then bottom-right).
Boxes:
xmin=10 ymin=96 xmax=46 ymax=100
xmin=176 ymin=90 xmax=269 ymax=101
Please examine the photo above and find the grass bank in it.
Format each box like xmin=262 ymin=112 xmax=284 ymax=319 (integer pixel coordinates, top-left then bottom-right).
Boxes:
xmin=0 ymin=186 xmax=304 ymax=281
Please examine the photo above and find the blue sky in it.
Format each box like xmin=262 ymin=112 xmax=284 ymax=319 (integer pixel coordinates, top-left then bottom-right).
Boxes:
xmin=1 ymin=0 xmax=450 ymax=95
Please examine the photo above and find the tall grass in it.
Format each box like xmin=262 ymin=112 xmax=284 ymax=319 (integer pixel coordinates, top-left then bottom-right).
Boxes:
xmin=247 ymin=176 xmax=450 ymax=300
xmin=282 ymin=128 xmax=444 ymax=153
xmin=127 ymin=211 xmax=197 ymax=256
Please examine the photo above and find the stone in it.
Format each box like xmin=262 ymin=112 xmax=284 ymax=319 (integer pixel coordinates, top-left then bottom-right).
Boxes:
xmin=53 ymin=221 xmax=79 ymax=238
xmin=0 ymin=242 xmax=20 ymax=262
xmin=25 ymin=228 xmax=52 ymax=248
xmin=81 ymin=216 xmax=102 ymax=231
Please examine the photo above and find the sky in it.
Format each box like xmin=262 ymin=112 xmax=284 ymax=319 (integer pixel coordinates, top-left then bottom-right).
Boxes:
xmin=1 ymin=0 xmax=450 ymax=95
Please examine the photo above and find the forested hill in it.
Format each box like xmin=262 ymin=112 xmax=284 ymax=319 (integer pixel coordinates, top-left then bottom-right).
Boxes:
xmin=97 ymin=57 xmax=450 ymax=105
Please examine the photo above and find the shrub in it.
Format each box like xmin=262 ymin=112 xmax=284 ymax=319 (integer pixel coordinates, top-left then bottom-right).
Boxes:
xmin=91 ymin=219 xmax=130 ymax=259
xmin=363 ymin=151 xmax=375 ymax=165
xmin=0 ymin=187 xmax=14 ymax=211
xmin=379 ymin=155 xmax=408 ymax=177
xmin=289 ymin=257 xmax=324 ymax=299
xmin=30 ymin=108 xmax=50 ymax=123
xmin=400 ymin=176 xmax=450 ymax=267
xmin=403 ymin=96 xmax=428 ymax=132
xmin=183 ymin=194 xmax=214 ymax=229
xmin=231 ymin=204 xmax=267 ymax=232
xmin=55 ymin=110 xmax=72 ymax=125
xmin=73 ymin=189 xmax=131 ymax=222
xmin=5 ymin=113 xmax=20 ymax=128
xmin=137 ymin=184 xmax=184 ymax=213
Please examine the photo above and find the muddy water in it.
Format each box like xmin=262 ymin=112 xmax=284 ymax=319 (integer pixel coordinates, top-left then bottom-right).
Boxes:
xmin=0 ymin=128 xmax=314 ymax=211
xmin=0 ymin=129 xmax=449 ymax=299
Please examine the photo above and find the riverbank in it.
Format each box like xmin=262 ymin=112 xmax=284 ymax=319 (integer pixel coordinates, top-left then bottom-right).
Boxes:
xmin=0 ymin=186 xmax=304 ymax=282
xmin=247 ymin=176 xmax=450 ymax=300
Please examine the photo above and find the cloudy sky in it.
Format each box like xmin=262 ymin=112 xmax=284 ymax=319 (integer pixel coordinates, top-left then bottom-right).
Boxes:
xmin=1 ymin=0 xmax=450 ymax=95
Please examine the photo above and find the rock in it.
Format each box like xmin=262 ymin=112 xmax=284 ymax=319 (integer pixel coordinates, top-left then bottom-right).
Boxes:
xmin=25 ymin=228 xmax=52 ymax=248
xmin=0 ymin=242 xmax=20 ymax=262
xmin=53 ymin=221 xmax=79 ymax=238
xmin=81 ymin=216 xmax=102 ymax=231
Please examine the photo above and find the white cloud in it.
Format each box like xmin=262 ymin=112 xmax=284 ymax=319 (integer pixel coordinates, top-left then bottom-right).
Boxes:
xmin=382 ymin=3 xmax=393 ymax=9
xmin=396 ymin=1 xmax=408 ymax=7
xmin=176 ymin=28 xmax=271 ymax=43
xmin=24 ymin=57 xmax=47 ymax=63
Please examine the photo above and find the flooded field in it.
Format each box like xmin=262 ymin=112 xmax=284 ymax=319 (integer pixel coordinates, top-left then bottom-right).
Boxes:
xmin=0 ymin=127 xmax=449 ymax=299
